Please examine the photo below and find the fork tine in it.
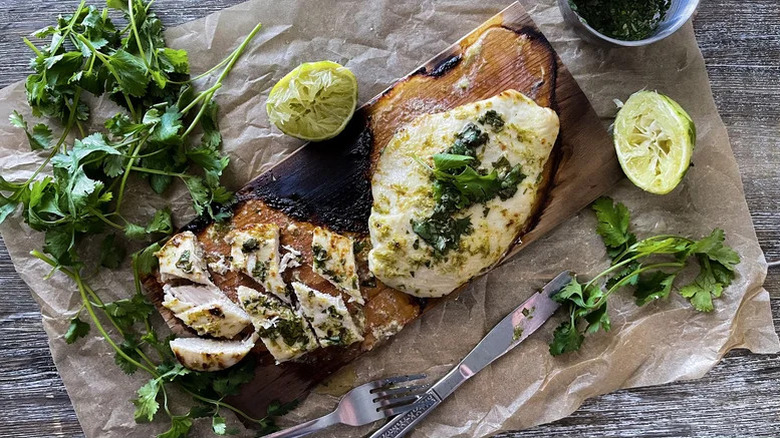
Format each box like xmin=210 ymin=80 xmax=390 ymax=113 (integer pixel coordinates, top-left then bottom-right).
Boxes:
xmin=380 ymin=403 xmax=420 ymax=417
xmin=373 ymin=384 xmax=430 ymax=399
xmin=375 ymin=373 xmax=426 ymax=388
xmin=376 ymin=395 xmax=421 ymax=410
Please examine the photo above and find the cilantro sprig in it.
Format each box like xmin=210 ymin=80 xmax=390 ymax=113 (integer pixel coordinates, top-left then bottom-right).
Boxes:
xmin=1 ymin=1 xmax=294 ymax=436
xmin=549 ymin=197 xmax=741 ymax=356
xmin=411 ymin=122 xmax=526 ymax=256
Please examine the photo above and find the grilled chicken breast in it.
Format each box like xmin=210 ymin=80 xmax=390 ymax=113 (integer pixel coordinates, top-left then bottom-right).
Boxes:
xmin=368 ymin=90 xmax=559 ymax=297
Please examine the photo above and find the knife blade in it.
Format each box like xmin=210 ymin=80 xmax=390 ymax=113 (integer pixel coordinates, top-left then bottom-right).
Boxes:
xmin=369 ymin=271 xmax=572 ymax=438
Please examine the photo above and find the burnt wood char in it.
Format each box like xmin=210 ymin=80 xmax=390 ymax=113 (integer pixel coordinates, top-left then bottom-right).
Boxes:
xmin=144 ymin=2 xmax=624 ymax=421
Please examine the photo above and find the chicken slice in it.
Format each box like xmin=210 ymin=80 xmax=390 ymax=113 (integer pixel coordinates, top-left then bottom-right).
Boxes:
xmin=237 ymin=285 xmax=319 ymax=363
xmin=292 ymin=282 xmax=364 ymax=348
xmin=156 ymin=231 xmax=212 ymax=285
xmin=311 ymin=227 xmax=364 ymax=304
xmin=162 ymin=284 xmax=251 ymax=339
xmin=170 ymin=335 xmax=257 ymax=372
xmin=227 ymin=224 xmax=290 ymax=303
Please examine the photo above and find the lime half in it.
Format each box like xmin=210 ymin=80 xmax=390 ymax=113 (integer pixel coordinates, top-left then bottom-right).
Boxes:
xmin=614 ymin=91 xmax=696 ymax=195
xmin=266 ymin=61 xmax=358 ymax=142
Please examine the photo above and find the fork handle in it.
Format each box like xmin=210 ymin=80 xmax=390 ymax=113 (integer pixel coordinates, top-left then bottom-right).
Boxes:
xmin=263 ymin=411 xmax=340 ymax=438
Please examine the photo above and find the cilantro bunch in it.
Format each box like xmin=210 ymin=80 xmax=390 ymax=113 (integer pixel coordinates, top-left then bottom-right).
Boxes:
xmin=2 ymin=1 xmax=291 ymax=436
xmin=549 ymin=197 xmax=741 ymax=356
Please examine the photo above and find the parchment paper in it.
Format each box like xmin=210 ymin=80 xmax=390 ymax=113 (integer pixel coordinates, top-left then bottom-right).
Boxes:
xmin=0 ymin=1 xmax=777 ymax=437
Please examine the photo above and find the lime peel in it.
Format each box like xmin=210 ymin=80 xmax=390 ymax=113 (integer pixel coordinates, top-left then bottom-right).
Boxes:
xmin=266 ymin=61 xmax=358 ymax=142
xmin=614 ymin=90 xmax=695 ymax=195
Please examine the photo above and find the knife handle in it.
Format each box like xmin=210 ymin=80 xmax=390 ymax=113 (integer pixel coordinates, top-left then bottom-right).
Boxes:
xmin=370 ymin=392 xmax=440 ymax=438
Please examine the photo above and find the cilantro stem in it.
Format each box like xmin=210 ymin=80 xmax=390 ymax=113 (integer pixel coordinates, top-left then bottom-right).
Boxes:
xmin=22 ymin=37 xmax=42 ymax=57
xmin=180 ymin=22 xmax=262 ymax=138
xmin=49 ymin=1 xmax=85 ymax=56
xmin=11 ymin=88 xmax=82 ymax=200
xmin=215 ymin=22 xmax=263 ymax=85
xmin=130 ymin=166 xmax=188 ymax=178
xmin=583 ymin=255 xmax=641 ymax=291
xmin=86 ymin=206 xmax=125 ymax=230
xmin=113 ymin=133 xmax=150 ymax=212
xmin=76 ymin=35 xmax=138 ymax=120
xmin=613 ymin=235 xmax=695 ymax=263
xmin=80 ymin=279 xmax=160 ymax=371
xmin=31 ymin=250 xmax=157 ymax=376
xmin=594 ymin=262 xmax=685 ymax=309
xmin=184 ymin=390 xmax=265 ymax=424
xmin=180 ymin=83 xmax=221 ymax=115
xmin=127 ymin=0 xmax=149 ymax=69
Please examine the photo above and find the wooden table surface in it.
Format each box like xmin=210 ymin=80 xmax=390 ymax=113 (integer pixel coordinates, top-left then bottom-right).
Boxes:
xmin=0 ymin=1 xmax=778 ymax=437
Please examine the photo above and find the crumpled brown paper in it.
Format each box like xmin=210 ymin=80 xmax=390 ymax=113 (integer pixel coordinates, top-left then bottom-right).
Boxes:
xmin=0 ymin=1 xmax=776 ymax=437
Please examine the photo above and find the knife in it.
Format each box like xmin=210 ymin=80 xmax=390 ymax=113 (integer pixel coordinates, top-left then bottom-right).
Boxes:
xmin=368 ymin=271 xmax=573 ymax=438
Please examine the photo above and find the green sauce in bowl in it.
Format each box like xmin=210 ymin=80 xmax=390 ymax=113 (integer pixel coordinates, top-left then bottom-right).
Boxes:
xmin=569 ymin=0 xmax=672 ymax=41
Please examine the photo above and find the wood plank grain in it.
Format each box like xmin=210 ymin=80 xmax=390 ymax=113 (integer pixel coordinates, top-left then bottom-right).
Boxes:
xmin=0 ymin=1 xmax=778 ymax=437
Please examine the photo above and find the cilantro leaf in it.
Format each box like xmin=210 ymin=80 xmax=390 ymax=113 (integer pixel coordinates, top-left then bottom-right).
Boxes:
xmin=549 ymin=319 xmax=584 ymax=356
xmin=256 ymin=399 xmax=300 ymax=436
xmin=108 ymin=50 xmax=149 ymax=97
xmin=188 ymin=405 xmax=215 ymax=419
xmin=210 ymin=357 xmax=256 ymax=397
xmin=431 ymin=153 xmax=474 ymax=171
xmin=591 ymin=197 xmax=636 ymax=258
xmin=688 ymin=228 xmax=740 ymax=270
xmin=100 ymin=234 xmax=126 ymax=269
xmin=0 ymin=201 xmax=18 ymax=225
xmin=134 ymin=243 xmax=161 ymax=276
xmin=157 ymin=415 xmax=192 ymax=438
xmin=64 ymin=314 xmax=90 ymax=344
xmin=125 ymin=223 xmax=147 ymax=240
xmin=584 ymin=303 xmax=610 ymax=334
xmin=634 ymin=271 xmax=676 ymax=306
xmin=605 ymin=260 xmax=640 ymax=290
xmin=552 ymin=278 xmax=585 ymax=306
xmin=199 ymin=100 xmax=222 ymax=149
xmin=146 ymin=207 xmax=173 ymax=235
xmin=266 ymin=399 xmax=299 ymax=417
xmin=150 ymin=105 xmax=183 ymax=144
xmin=104 ymin=293 xmax=154 ymax=331
xmin=212 ymin=415 xmax=229 ymax=435
xmin=8 ymin=110 xmax=25 ymax=129
xmin=133 ymin=379 xmax=161 ymax=423
xmin=115 ymin=337 xmax=143 ymax=375
xmin=44 ymin=227 xmax=76 ymax=265
xmin=679 ymin=255 xmax=725 ymax=312
xmin=10 ymin=110 xmax=53 ymax=150
xmin=106 ymin=0 xmax=129 ymax=10
xmin=159 ymin=48 xmax=190 ymax=75
xmin=31 ymin=123 xmax=54 ymax=150
xmin=446 ymin=167 xmax=501 ymax=203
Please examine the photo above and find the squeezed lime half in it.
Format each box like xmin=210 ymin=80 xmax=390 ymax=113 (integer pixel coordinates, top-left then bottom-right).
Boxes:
xmin=266 ymin=61 xmax=358 ymax=142
xmin=614 ymin=91 xmax=696 ymax=195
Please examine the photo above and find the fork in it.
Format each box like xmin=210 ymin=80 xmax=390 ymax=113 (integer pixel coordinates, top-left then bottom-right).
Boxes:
xmin=263 ymin=374 xmax=429 ymax=438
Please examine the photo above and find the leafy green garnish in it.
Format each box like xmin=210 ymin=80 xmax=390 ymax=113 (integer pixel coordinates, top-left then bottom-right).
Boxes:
xmin=549 ymin=197 xmax=740 ymax=355
xmin=412 ymin=123 xmax=526 ymax=256
xmin=10 ymin=110 xmax=53 ymax=150
xmin=64 ymin=314 xmax=90 ymax=344
xmin=477 ymin=110 xmax=504 ymax=131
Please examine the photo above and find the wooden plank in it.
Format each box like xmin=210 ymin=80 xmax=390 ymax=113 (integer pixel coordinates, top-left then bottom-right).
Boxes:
xmin=143 ymin=2 xmax=622 ymax=420
xmin=0 ymin=1 xmax=778 ymax=437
